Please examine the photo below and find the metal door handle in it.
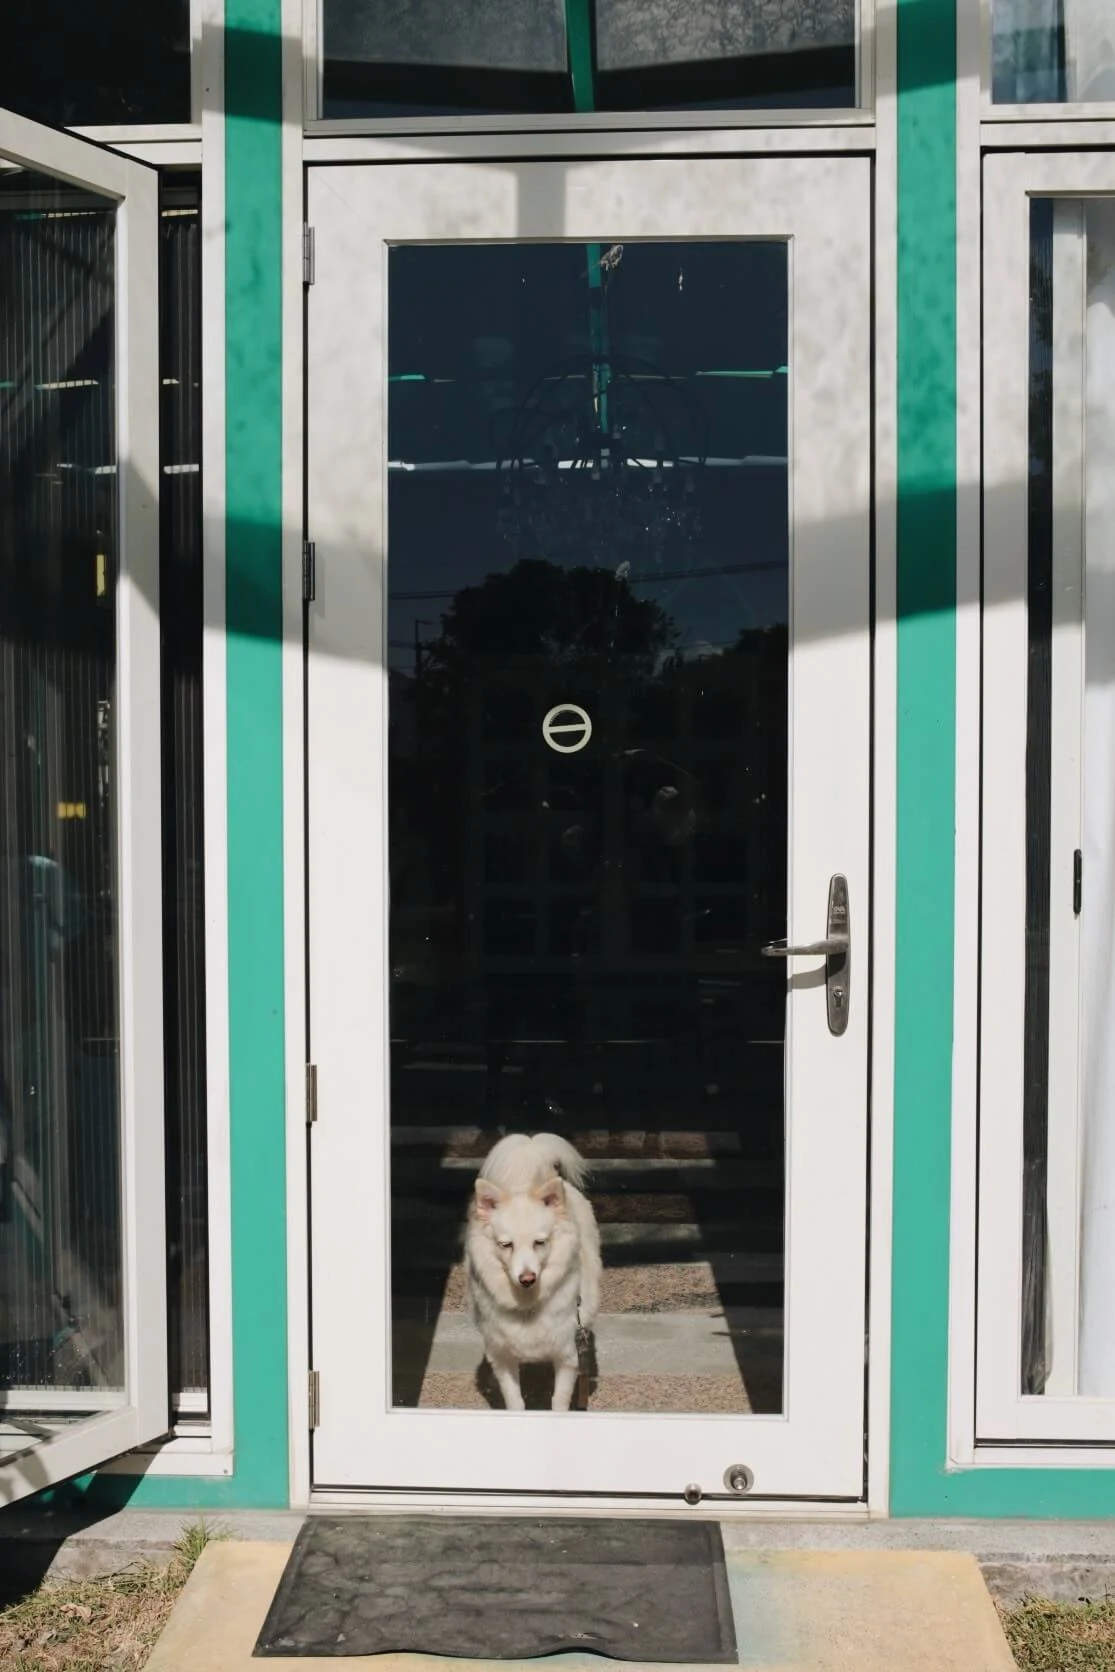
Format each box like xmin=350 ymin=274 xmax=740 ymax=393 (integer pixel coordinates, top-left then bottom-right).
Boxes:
xmin=761 ymin=935 xmax=847 ymax=958
xmin=761 ymin=874 xmax=850 ymax=1037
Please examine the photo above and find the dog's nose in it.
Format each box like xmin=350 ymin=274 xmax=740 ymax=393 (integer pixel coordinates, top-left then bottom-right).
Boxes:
xmin=518 ymin=1271 xmax=537 ymax=1288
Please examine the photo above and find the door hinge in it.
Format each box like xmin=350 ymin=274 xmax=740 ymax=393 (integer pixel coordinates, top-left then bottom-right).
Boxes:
xmin=302 ymin=539 xmax=316 ymax=604
xmin=308 ymin=1369 xmax=320 ymax=1429
xmin=306 ymin=1062 xmax=318 ymax=1125
xmin=303 ymin=223 xmax=315 ymax=285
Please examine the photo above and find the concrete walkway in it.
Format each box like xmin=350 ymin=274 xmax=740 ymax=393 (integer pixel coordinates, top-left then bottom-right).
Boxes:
xmin=144 ymin=1540 xmax=1016 ymax=1672
xmin=6 ymin=1507 xmax=1115 ymax=1603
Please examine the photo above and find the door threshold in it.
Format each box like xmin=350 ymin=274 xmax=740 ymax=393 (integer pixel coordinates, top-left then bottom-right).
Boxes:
xmin=307 ymin=1489 xmax=872 ymax=1518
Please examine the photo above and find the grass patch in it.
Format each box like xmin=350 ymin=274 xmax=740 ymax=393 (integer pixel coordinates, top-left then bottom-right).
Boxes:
xmin=0 ymin=1519 xmax=220 ymax=1672
xmin=1002 ymin=1595 xmax=1115 ymax=1671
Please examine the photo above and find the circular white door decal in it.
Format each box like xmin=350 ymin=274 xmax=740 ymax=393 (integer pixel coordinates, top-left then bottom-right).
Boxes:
xmin=541 ymin=703 xmax=593 ymax=754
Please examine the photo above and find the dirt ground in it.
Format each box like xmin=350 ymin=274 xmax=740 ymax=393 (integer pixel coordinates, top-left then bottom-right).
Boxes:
xmin=1000 ymin=1595 xmax=1115 ymax=1671
xmin=0 ymin=1522 xmax=211 ymax=1672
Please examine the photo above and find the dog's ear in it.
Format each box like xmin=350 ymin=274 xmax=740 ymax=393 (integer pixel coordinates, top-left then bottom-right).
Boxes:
xmin=533 ymin=1175 xmax=566 ymax=1213
xmin=474 ymin=1177 xmax=504 ymax=1220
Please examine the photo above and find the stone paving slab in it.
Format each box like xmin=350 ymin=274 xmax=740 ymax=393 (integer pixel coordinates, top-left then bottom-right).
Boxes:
xmin=401 ymin=1310 xmax=756 ymax=1378
xmin=143 ymin=1540 xmax=1017 ymax=1672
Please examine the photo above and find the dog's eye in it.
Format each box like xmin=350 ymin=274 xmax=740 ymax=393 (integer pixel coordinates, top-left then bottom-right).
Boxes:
xmin=496 ymin=1238 xmax=512 ymax=1250
xmin=533 ymin=1237 xmax=549 ymax=1248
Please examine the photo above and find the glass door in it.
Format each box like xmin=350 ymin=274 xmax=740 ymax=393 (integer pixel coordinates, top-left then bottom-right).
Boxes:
xmin=0 ymin=109 xmax=166 ymax=1502
xmin=306 ymin=156 xmax=871 ymax=1499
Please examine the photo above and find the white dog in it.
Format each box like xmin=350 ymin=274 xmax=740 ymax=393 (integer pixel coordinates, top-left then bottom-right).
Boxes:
xmin=465 ymin=1132 xmax=602 ymax=1412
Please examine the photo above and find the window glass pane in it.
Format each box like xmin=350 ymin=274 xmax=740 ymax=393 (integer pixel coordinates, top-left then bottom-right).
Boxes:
xmin=594 ymin=0 xmax=855 ymax=111
xmin=321 ymin=0 xmax=858 ymax=117
xmin=1022 ymin=195 xmax=1115 ymax=1398
xmin=1022 ymin=199 xmax=1054 ymax=1394
xmin=0 ymin=173 xmax=126 ymax=1454
xmin=159 ymin=182 xmax=210 ymax=1413
xmin=992 ymin=0 xmax=1115 ymax=104
xmin=1 ymin=0 xmax=191 ymax=128
xmin=323 ymin=0 xmax=572 ymax=117
xmin=387 ymin=240 xmax=789 ymax=1415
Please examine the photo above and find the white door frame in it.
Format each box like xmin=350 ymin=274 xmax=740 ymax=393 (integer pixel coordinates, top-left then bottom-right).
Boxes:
xmin=979 ymin=149 xmax=1115 ymax=1447
xmin=0 ymin=108 xmax=167 ymax=1504
xmin=305 ymin=154 xmax=872 ymax=1501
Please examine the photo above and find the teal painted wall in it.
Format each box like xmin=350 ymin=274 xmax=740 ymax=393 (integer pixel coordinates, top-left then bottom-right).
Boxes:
xmin=890 ymin=0 xmax=958 ymax=1511
xmin=217 ymin=0 xmax=289 ymax=1512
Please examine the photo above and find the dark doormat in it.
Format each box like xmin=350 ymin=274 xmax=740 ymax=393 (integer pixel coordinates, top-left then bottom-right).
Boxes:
xmin=254 ymin=1516 xmax=737 ymax=1661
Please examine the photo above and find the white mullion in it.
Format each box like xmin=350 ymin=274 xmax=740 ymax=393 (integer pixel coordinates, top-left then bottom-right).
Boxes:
xmin=282 ymin=0 xmax=313 ymax=1508
xmin=302 ymin=128 xmax=876 ymax=164
xmin=198 ymin=0 xmax=234 ymax=1458
xmin=948 ymin=0 xmax=984 ymax=1470
xmin=982 ymin=120 xmax=1115 ymax=146
xmin=865 ymin=0 xmax=898 ymax=1514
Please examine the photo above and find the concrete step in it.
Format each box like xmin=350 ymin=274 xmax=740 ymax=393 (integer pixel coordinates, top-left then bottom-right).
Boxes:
xmin=392 ymin=1193 xmax=782 ymax=1229
xmin=144 ymin=1541 xmax=1019 ymax=1671
xmin=399 ymin=1257 xmax=783 ymax=1314
xmin=391 ymin=1154 xmax=783 ymax=1190
xmin=395 ymin=1307 xmax=781 ymax=1380
xmin=393 ymin=1255 xmax=784 ymax=1300
xmin=390 ymin=1127 xmax=765 ymax=1159
xmin=390 ymin=1229 xmax=785 ymax=1265
xmin=394 ymin=1307 xmax=784 ymax=1413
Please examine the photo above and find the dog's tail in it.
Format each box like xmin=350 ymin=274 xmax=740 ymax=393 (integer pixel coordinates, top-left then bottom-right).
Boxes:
xmin=481 ymin=1132 xmax=590 ymax=1192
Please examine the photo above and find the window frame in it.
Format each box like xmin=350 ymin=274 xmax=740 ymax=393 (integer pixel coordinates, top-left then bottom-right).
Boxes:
xmin=0 ymin=106 xmax=169 ymax=1506
xmin=301 ymin=0 xmax=877 ymax=130
xmin=979 ymin=147 xmax=1115 ymax=1446
xmin=57 ymin=0 xmax=211 ymax=146
xmin=96 ymin=141 xmax=232 ymax=1478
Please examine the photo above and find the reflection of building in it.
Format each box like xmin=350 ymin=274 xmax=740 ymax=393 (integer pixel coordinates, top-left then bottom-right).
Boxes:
xmin=391 ymin=630 xmax=787 ymax=1140
xmin=388 ymin=603 xmax=789 ymax=1419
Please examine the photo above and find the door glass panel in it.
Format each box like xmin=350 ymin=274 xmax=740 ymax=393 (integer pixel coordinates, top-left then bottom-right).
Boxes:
xmin=387 ymin=240 xmax=788 ymax=1415
xmin=321 ymin=0 xmax=857 ymax=116
xmin=0 ymin=171 xmax=126 ymax=1461
xmin=1018 ymin=195 xmax=1115 ymax=1400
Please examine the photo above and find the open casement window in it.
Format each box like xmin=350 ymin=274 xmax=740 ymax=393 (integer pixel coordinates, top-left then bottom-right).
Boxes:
xmin=980 ymin=150 xmax=1115 ymax=1447
xmin=0 ymin=108 xmax=167 ymax=1503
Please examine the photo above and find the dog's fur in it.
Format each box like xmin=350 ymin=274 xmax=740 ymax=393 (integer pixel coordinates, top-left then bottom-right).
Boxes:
xmin=465 ymin=1133 xmax=601 ymax=1411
